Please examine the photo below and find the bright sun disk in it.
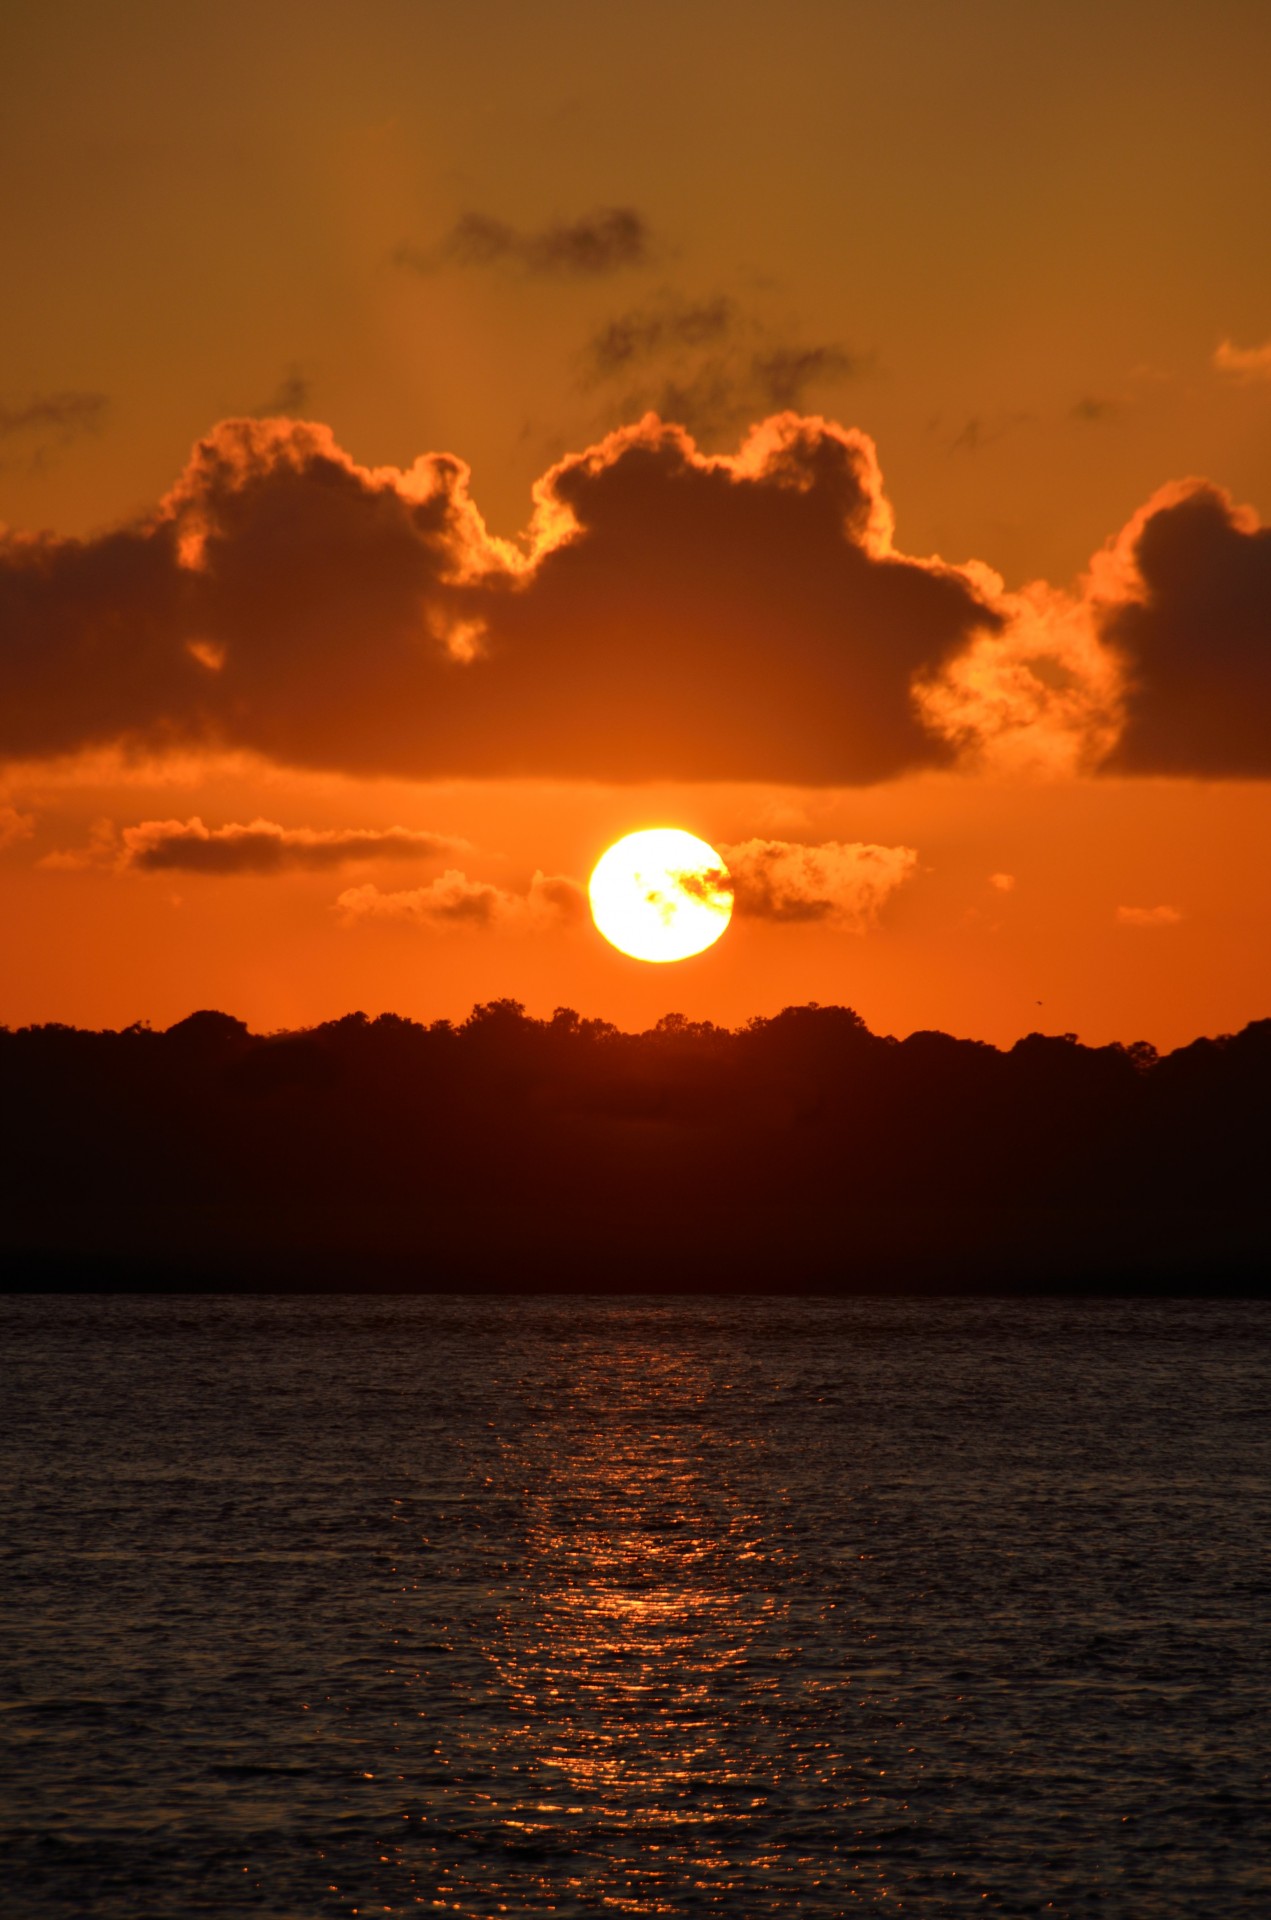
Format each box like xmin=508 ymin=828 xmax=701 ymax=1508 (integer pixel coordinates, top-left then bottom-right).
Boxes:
xmin=588 ymin=828 xmax=733 ymax=963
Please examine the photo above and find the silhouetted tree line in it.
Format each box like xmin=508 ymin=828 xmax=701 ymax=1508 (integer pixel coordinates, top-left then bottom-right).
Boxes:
xmin=2 ymin=1002 xmax=1268 ymax=1289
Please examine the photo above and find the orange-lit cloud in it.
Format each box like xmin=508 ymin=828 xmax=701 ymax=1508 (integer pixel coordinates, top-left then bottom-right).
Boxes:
xmin=2 ymin=412 xmax=1268 ymax=786
xmin=722 ymin=838 xmax=918 ymax=927
xmin=1116 ymin=904 xmax=1183 ymax=927
xmin=120 ymin=817 xmax=463 ymax=874
xmin=336 ymin=870 xmax=586 ymax=931
xmin=0 ymin=804 xmax=35 ymax=848
xmin=1213 ymin=339 xmax=1271 ymax=381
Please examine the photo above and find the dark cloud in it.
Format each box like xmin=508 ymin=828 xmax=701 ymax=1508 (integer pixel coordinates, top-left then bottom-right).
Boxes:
xmin=582 ymin=294 xmax=859 ymax=441
xmin=0 ymin=391 xmax=107 ymax=455
xmin=1072 ymin=395 xmax=1118 ymax=422
xmin=752 ymin=346 xmax=860 ymax=411
xmin=949 ymin=412 xmax=1031 ymax=454
xmin=8 ymin=413 xmax=1265 ymax=783
xmin=0 ymin=412 xmax=1000 ymax=784
xmin=252 ymin=367 xmax=311 ymax=417
xmin=1099 ymin=483 xmax=1271 ymax=776
xmin=395 ymin=207 xmax=650 ymax=278
xmin=586 ymin=297 xmax=737 ymax=378
xmin=121 ymin=817 xmax=462 ymax=874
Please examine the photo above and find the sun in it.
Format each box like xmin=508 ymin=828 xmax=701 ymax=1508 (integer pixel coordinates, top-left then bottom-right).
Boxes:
xmin=589 ymin=828 xmax=733 ymax=963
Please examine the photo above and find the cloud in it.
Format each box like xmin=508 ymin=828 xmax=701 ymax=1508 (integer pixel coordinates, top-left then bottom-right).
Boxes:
xmin=988 ymin=872 xmax=1016 ymax=891
xmin=582 ymin=294 xmax=860 ymax=440
xmin=2 ymin=408 xmax=1266 ymax=785
xmin=395 ymin=207 xmax=649 ymax=278
xmin=722 ymin=838 xmax=918 ymax=927
xmin=0 ymin=391 xmax=108 ymax=445
xmin=252 ymin=367 xmax=311 ymax=417
xmin=913 ymin=575 xmax=1126 ymax=776
xmin=38 ymin=817 xmax=119 ymax=871
xmin=949 ymin=411 xmax=1032 ymax=454
xmin=1072 ymin=396 xmax=1118 ymax=423
xmin=0 ymin=804 xmax=35 ymax=848
xmin=1116 ymin=904 xmax=1182 ymax=927
xmin=752 ymin=346 xmax=859 ymax=411
xmin=336 ymin=869 xmax=586 ymax=930
xmin=586 ymin=296 xmax=736 ymax=378
xmin=119 ymin=817 xmax=462 ymax=874
xmin=1213 ymin=339 xmax=1271 ymax=382
xmin=0 ymin=411 xmax=999 ymax=785
xmin=1096 ymin=481 xmax=1271 ymax=776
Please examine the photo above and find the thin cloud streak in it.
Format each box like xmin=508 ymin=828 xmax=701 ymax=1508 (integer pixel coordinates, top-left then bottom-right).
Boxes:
xmin=395 ymin=207 xmax=650 ymax=278
xmin=336 ymin=870 xmax=586 ymax=930
xmin=121 ymin=818 xmax=465 ymax=875
xmin=1213 ymin=339 xmax=1271 ymax=381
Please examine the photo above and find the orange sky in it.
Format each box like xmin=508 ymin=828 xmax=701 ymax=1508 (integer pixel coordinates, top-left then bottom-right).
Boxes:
xmin=3 ymin=1 xmax=1270 ymax=1047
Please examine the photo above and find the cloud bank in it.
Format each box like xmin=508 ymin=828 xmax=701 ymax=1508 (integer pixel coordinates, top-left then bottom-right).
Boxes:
xmin=1 ymin=411 xmax=1267 ymax=784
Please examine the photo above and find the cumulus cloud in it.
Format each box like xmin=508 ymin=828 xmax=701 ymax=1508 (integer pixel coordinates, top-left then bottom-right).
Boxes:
xmin=1116 ymin=904 xmax=1182 ymax=927
xmin=119 ymin=817 xmax=462 ymax=874
xmin=1095 ymin=482 xmax=1271 ymax=776
xmin=721 ymin=838 xmax=918 ymax=928
xmin=0 ymin=408 xmax=1266 ymax=785
xmin=395 ymin=207 xmax=649 ymax=278
xmin=1213 ymin=339 xmax=1271 ymax=381
xmin=0 ymin=411 xmax=997 ymax=784
xmin=989 ymin=872 xmax=1016 ymax=891
xmin=336 ymin=869 xmax=586 ymax=930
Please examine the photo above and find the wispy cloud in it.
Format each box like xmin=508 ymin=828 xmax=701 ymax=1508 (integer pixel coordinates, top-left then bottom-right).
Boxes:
xmin=0 ymin=390 xmax=107 ymax=452
xmin=121 ymin=817 xmax=463 ymax=875
xmin=395 ymin=207 xmax=650 ymax=278
xmin=1071 ymin=395 xmax=1119 ymax=423
xmin=582 ymin=292 xmax=861 ymax=440
xmin=0 ymin=804 xmax=35 ymax=848
xmin=1116 ymin=904 xmax=1182 ymax=927
xmin=42 ymin=816 xmax=464 ymax=875
xmin=1213 ymin=338 xmax=1271 ymax=382
xmin=252 ymin=367 xmax=311 ymax=417
xmin=586 ymin=296 xmax=736 ymax=378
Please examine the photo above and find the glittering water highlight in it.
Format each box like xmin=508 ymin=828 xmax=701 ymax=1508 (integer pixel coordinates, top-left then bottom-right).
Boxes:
xmin=2 ymin=1294 xmax=1268 ymax=1916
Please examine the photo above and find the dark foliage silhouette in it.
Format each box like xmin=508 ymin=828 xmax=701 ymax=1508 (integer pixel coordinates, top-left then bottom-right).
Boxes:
xmin=2 ymin=1002 xmax=1268 ymax=1289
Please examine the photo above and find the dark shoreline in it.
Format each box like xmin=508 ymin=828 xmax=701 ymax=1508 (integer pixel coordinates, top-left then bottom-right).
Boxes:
xmin=5 ymin=1002 xmax=1268 ymax=1297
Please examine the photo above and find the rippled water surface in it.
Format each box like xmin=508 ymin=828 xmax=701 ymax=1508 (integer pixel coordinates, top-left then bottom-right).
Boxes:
xmin=2 ymin=1294 xmax=1268 ymax=1917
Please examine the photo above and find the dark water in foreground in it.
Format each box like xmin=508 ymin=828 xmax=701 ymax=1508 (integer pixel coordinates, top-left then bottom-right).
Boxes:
xmin=1 ymin=1296 xmax=1268 ymax=1918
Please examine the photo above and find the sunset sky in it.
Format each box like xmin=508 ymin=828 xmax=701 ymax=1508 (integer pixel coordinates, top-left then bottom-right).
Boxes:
xmin=3 ymin=0 xmax=1270 ymax=1046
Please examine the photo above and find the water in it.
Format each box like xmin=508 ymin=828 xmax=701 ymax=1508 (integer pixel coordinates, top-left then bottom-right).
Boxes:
xmin=1 ymin=1295 xmax=1268 ymax=1918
